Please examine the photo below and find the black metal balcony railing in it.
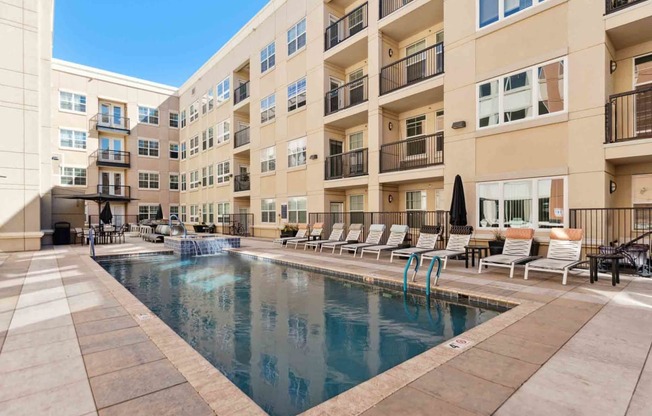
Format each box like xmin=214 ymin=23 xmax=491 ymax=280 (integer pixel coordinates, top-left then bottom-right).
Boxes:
xmin=91 ymin=149 xmax=131 ymax=167
xmin=234 ymin=174 xmax=251 ymax=192
xmin=380 ymin=43 xmax=444 ymax=95
xmin=325 ymin=148 xmax=368 ymax=180
xmin=325 ymin=75 xmax=368 ymax=115
xmin=234 ymin=81 xmax=250 ymax=105
xmin=380 ymin=132 xmax=444 ymax=173
xmin=380 ymin=0 xmax=415 ymax=19
xmin=606 ymin=0 xmax=648 ymax=14
xmin=234 ymin=127 xmax=251 ymax=148
xmin=90 ymin=113 xmax=130 ymax=133
xmin=96 ymin=184 xmax=131 ymax=199
xmin=325 ymin=2 xmax=368 ymax=51
xmin=605 ymin=86 xmax=652 ymax=143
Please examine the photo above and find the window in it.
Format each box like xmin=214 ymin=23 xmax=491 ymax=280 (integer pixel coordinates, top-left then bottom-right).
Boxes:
xmin=261 ymin=146 xmax=276 ymax=173
xmin=406 ymin=115 xmax=426 ymax=138
xmin=190 ymin=205 xmax=200 ymax=223
xmin=478 ymin=0 xmax=546 ymax=29
xmin=170 ymin=205 xmax=179 ymax=217
xmin=217 ymin=120 xmax=230 ymax=144
xmin=180 ymin=110 xmax=187 ymax=128
xmin=478 ymin=57 xmax=565 ymax=129
xmin=261 ymin=42 xmax=276 ymax=73
xmin=261 ymin=199 xmax=276 ymax=223
xmin=217 ymin=202 xmax=230 ymax=223
xmin=170 ymin=173 xmax=179 ymax=191
xmin=208 ymin=165 xmax=214 ymax=186
xmin=288 ymin=78 xmax=306 ymax=111
xmin=138 ymin=172 xmax=160 ymax=189
xmin=217 ymin=77 xmax=230 ymax=103
xmin=201 ymin=91 xmax=209 ymax=114
xmin=180 ymin=142 xmax=187 ymax=160
xmin=138 ymin=139 xmax=159 ymax=157
xmin=139 ymin=205 xmax=159 ymax=221
xmin=189 ymin=101 xmax=199 ymax=122
xmin=287 ymin=18 xmax=307 ymax=56
xmin=181 ymin=173 xmax=187 ymax=191
xmin=406 ymin=115 xmax=427 ymax=157
xmin=202 ymin=166 xmax=211 ymax=187
xmin=60 ymin=167 xmax=86 ymax=186
xmin=349 ymin=132 xmax=363 ymax=150
xmin=350 ymin=195 xmax=364 ymax=224
xmin=59 ymin=129 xmax=87 ymax=150
xmin=287 ymin=137 xmax=306 ymax=168
xmin=288 ymin=197 xmax=307 ymax=223
xmin=180 ymin=205 xmax=187 ymax=222
xmin=406 ymin=191 xmax=426 ymax=210
xmin=190 ymin=170 xmax=200 ymax=189
xmin=59 ymin=91 xmax=86 ymax=113
xmin=207 ymin=88 xmax=215 ymax=111
xmin=216 ymin=161 xmax=230 ymax=183
xmin=202 ymin=127 xmax=214 ymax=150
xmin=190 ymin=135 xmax=200 ymax=156
xmin=138 ymin=106 xmax=159 ymax=125
xmin=169 ymin=143 xmax=179 ymax=159
xmin=169 ymin=111 xmax=179 ymax=128
xmin=208 ymin=204 xmax=215 ymax=223
xmin=261 ymin=94 xmax=276 ymax=123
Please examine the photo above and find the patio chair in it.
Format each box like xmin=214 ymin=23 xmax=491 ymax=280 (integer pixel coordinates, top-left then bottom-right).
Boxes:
xmin=320 ymin=224 xmax=363 ymax=253
xmin=420 ymin=226 xmax=474 ymax=269
xmin=390 ymin=225 xmax=442 ymax=263
xmin=360 ymin=225 xmax=410 ymax=260
xmin=273 ymin=224 xmax=308 ymax=246
xmin=339 ymin=224 xmax=386 ymax=256
xmin=304 ymin=223 xmax=344 ymax=251
xmin=286 ymin=223 xmax=324 ymax=249
xmin=524 ymin=228 xmax=584 ymax=285
xmin=478 ymin=228 xmax=537 ymax=278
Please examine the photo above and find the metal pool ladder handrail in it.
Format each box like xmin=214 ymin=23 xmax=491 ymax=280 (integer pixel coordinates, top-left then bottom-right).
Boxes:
xmin=169 ymin=214 xmax=187 ymax=237
xmin=403 ymin=253 xmax=443 ymax=296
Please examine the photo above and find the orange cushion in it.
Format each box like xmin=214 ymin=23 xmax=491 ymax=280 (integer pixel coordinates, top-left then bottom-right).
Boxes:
xmin=505 ymin=228 xmax=535 ymax=240
xmin=550 ymin=228 xmax=583 ymax=241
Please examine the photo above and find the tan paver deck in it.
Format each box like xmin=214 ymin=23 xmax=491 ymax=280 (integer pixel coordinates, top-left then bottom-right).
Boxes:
xmin=1 ymin=235 xmax=652 ymax=415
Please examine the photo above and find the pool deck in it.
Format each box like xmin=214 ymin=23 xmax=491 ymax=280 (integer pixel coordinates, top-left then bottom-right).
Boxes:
xmin=1 ymin=236 xmax=651 ymax=415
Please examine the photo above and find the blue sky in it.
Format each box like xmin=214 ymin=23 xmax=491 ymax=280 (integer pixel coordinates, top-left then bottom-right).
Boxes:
xmin=53 ymin=0 xmax=270 ymax=87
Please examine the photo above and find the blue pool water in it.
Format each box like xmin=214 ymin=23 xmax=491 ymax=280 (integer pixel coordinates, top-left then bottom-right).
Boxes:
xmin=98 ymin=254 xmax=500 ymax=416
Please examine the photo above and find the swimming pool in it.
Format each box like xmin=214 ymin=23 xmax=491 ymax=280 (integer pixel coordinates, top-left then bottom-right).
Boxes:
xmin=98 ymin=254 xmax=500 ymax=416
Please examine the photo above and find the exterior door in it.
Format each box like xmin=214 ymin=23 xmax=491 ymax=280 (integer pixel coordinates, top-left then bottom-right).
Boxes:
xmin=100 ymin=137 xmax=125 ymax=163
xmin=113 ymin=204 xmax=125 ymax=226
xmin=100 ymin=102 xmax=125 ymax=129
xmin=406 ymin=40 xmax=427 ymax=84
xmin=330 ymin=202 xmax=344 ymax=224
xmin=329 ymin=78 xmax=344 ymax=113
xmin=328 ymin=14 xmax=340 ymax=48
xmin=348 ymin=69 xmax=365 ymax=106
xmin=329 ymin=139 xmax=343 ymax=179
xmin=634 ymin=54 xmax=652 ymax=138
xmin=99 ymin=171 xmax=123 ymax=196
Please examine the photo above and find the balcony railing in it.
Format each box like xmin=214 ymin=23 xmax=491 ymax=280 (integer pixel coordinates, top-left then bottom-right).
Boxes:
xmin=325 ymin=75 xmax=368 ymax=115
xmin=325 ymin=148 xmax=368 ymax=180
xmin=96 ymin=184 xmax=131 ymax=199
xmin=380 ymin=132 xmax=444 ymax=173
xmin=606 ymin=0 xmax=648 ymax=14
xmin=234 ymin=174 xmax=250 ymax=192
xmin=379 ymin=0 xmax=415 ymax=19
xmin=234 ymin=81 xmax=250 ymax=105
xmin=380 ymin=43 xmax=444 ymax=95
xmin=91 ymin=149 xmax=131 ymax=168
xmin=90 ymin=113 xmax=130 ymax=133
xmin=234 ymin=127 xmax=251 ymax=148
xmin=605 ymin=86 xmax=652 ymax=143
xmin=325 ymin=2 xmax=368 ymax=51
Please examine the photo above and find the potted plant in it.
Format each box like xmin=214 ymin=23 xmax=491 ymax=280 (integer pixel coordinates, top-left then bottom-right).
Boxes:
xmin=279 ymin=224 xmax=298 ymax=238
xmin=488 ymin=230 xmax=505 ymax=255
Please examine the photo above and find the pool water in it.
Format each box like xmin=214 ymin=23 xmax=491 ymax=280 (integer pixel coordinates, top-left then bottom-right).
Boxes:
xmin=98 ymin=254 xmax=500 ymax=416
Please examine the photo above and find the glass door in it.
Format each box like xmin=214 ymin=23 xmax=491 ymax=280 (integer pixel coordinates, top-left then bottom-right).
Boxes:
xmin=330 ymin=202 xmax=344 ymax=224
xmin=329 ymin=139 xmax=343 ymax=179
xmin=99 ymin=102 xmax=125 ymax=129
xmin=406 ymin=39 xmax=427 ymax=84
xmin=634 ymin=54 xmax=652 ymax=138
xmin=329 ymin=77 xmax=344 ymax=113
xmin=99 ymin=171 xmax=123 ymax=196
xmin=100 ymin=137 xmax=125 ymax=163
xmin=348 ymin=69 xmax=365 ymax=106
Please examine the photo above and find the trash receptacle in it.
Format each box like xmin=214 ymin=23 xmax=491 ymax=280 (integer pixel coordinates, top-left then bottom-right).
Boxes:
xmin=53 ymin=222 xmax=71 ymax=245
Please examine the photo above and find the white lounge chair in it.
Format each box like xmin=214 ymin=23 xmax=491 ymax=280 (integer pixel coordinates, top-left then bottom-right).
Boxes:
xmin=421 ymin=226 xmax=474 ymax=269
xmin=320 ymin=224 xmax=363 ymax=253
xmin=304 ymin=223 xmax=344 ymax=251
xmin=340 ymin=224 xmax=386 ymax=256
xmin=273 ymin=224 xmax=308 ymax=246
xmin=286 ymin=223 xmax=324 ymax=249
xmin=525 ymin=228 xmax=584 ymax=285
xmin=390 ymin=225 xmax=441 ymax=263
xmin=361 ymin=225 xmax=409 ymax=260
xmin=478 ymin=228 xmax=537 ymax=278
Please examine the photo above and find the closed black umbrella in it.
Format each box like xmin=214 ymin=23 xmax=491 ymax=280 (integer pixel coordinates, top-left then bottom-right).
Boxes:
xmin=155 ymin=204 xmax=164 ymax=220
xmin=449 ymin=175 xmax=467 ymax=226
xmin=100 ymin=201 xmax=113 ymax=225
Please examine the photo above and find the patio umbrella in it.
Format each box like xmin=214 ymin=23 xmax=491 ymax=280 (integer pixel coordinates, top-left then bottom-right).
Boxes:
xmin=155 ymin=204 xmax=164 ymax=220
xmin=100 ymin=201 xmax=113 ymax=225
xmin=449 ymin=175 xmax=467 ymax=226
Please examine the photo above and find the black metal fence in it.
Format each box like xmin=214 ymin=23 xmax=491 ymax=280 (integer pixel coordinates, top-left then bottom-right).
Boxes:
xmin=606 ymin=0 xmax=648 ymax=14
xmin=234 ymin=127 xmax=250 ymax=148
xmin=325 ymin=2 xmax=368 ymax=50
xmin=90 ymin=113 xmax=130 ymax=132
xmin=88 ymin=215 xmax=139 ymax=227
xmin=92 ymin=149 xmax=130 ymax=167
xmin=606 ymin=86 xmax=652 ymax=143
xmin=325 ymin=75 xmax=368 ymax=115
xmin=325 ymin=148 xmax=368 ymax=180
xmin=215 ymin=213 xmax=254 ymax=237
xmin=379 ymin=0 xmax=415 ymax=19
xmin=234 ymin=174 xmax=250 ymax=192
xmin=234 ymin=81 xmax=250 ymax=105
xmin=97 ymin=184 xmax=131 ymax=198
xmin=380 ymin=43 xmax=444 ymax=95
xmin=380 ymin=133 xmax=444 ymax=173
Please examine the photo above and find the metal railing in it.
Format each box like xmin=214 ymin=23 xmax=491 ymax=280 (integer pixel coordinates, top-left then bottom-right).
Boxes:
xmin=606 ymin=0 xmax=648 ymax=14
xmin=88 ymin=215 xmax=139 ymax=227
xmin=91 ymin=149 xmax=130 ymax=167
xmin=234 ymin=127 xmax=251 ymax=148
xmin=380 ymin=43 xmax=444 ymax=95
xmin=90 ymin=113 xmax=130 ymax=132
xmin=325 ymin=148 xmax=368 ymax=180
xmin=96 ymin=184 xmax=131 ymax=199
xmin=380 ymin=0 xmax=415 ymax=19
xmin=234 ymin=174 xmax=250 ymax=192
xmin=234 ymin=81 xmax=250 ymax=105
xmin=380 ymin=132 xmax=444 ymax=173
xmin=325 ymin=75 xmax=368 ymax=115
xmin=215 ymin=213 xmax=254 ymax=237
xmin=605 ymin=86 xmax=652 ymax=143
xmin=325 ymin=2 xmax=368 ymax=50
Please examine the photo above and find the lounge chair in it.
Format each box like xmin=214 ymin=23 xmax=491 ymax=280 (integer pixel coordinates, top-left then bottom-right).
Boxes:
xmin=360 ymin=225 xmax=409 ymax=260
xmin=273 ymin=224 xmax=308 ymax=246
xmin=320 ymin=224 xmax=363 ymax=253
xmin=478 ymin=228 xmax=537 ymax=278
xmin=524 ymin=228 xmax=584 ymax=285
xmin=286 ymin=223 xmax=324 ymax=249
xmin=340 ymin=224 xmax=386 ymax=256
xmin=390 ymin=225 xmax=442 ymax=263
xmin=420 ymin=226 xmax=474 ymax=268
xmin=304 ymin=223 xmax=344 ymax=251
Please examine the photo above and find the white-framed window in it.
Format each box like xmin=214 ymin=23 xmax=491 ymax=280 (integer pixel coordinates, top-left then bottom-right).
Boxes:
xmin=59 ymin=128 xmax=87 ymax=150
xmin=406 ymin=191 xmax=426 ymax=210
xmin=288 ymin=137 xmax=306 ymax=168
xmin=349 ymin=131 xmax=363 ymax=150
xmin=478 ymin=57 xmax=567 ymax=129
xmin=189 ymin=205 xmax=200 ymax=223
xmin=170 ymin=204 xmax=179 ymax=217
xmin=60 ymin=166 xmax=87 ymax=186
xmin=288 ymin=197 xmax=307 ymax=223
xmin=478 ymin=0 xmax=547 ymax=29
xmin=261 ymin=146 xmax=276 ymax=173
xmin=287 ymin=18 xmax=307 ymax=56
xmin=138 ymin=106 xmax=159 ymax=125
xmin=169 ymin=143 xmax=179 ymax=159
xmin=217 ymin=202 xmax=230 ymax=223
xmin=169 ymin=173 xmax=179 ymax=191
xmin=59 ymin=91 xmax=86 ymax=113
xmin=202 ymin=166 xmax=214 ymax=186
xmin=190 ymin=170 xmax=200 ymax=190
xmin=217 ymin=120 xmax=230 ymax=144
xmin=201 ymin=92 xmax=208 ymax=114
xmin=138 ymin=139 xmax=159 ymax=157
xmin=138 ymin=171 xmax=160 ymax=190
xmin=181 ymin=173 xmax=187 ymax=191
xmin=180 ymin=205 xmax=187 ymax=222
xmin=202 ymin=127 xmax=214 ymax=150
xmin=261 ymin=42 xmax=276 ymax=73
xmin=477 ymin=176 xmax=567 ymax=229
xmin=349 ymin=195 xmax=364 ymax=211
xmin=180 ymin=110 xmax=187 ymax=128
xmin=203 ymin=203 xmax=215 ymax=223
xmin=261 ymin=199 xmax=276 ymax=223
xmin=207 ymin=88 xmax=215 ymax=111
xmin=169 ymin=111 xmax=179 ymax=128
xmin=180 ymin=142 xmax=187 ymax=160
xmin=216 ymin=161 xmax=231 ymax=183
xmin=261 ymin=94 xmax=276 ymax=123
xmin=208 ymin=165 xmax=214 ymax=186
xmin=190 ymin=135 xmax=200 ymax=156
xmin=189 ymin=101 xmax=199 ymax=123
xmin=217 ymin=77 xmax=230 ymax=103
xmin=288 ymin=78 xmax=306 ymax=111
xmin=139 ymin=204 xmax=159 ymax=221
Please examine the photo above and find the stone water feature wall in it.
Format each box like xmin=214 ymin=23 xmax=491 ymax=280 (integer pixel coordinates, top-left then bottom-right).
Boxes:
xmin=164 ymin=236 xmax=241 ymax=255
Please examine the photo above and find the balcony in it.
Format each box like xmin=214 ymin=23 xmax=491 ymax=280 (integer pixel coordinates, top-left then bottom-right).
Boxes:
xmin=325 ymin=75 xmax=368 ymax=116
xmin=325 ymin=148 xmax=368 ymax=180
xmin=606 ymin=87 xmax=652 ymax=143
xmin=234 ymin=174 xmax=250 ymax=193
xmin=379 ymin=0 xmax=442 ymax=41
xmin=234 ymin=81 xmax=250 ymax=105
xmin=380 ymin=133 xmax=444 ymax=173
xmin=380 ymin=0 xmax=415 ymax=19
xmin=91 ymin=149 xmax=130 ymax=168
xmin=97 ymin=184 xmax=131 ymax=199
xmin=325 ymin=3 xmax=368 ymax=51
xmin=90 ymin=113 xmax=130 ymax=134
xmin=234 ymin=127 xmax=250 ymax=148
xmin=606 ymin=0 xmax=648 ymax=14
xmin=380 ymin=43 xmax=444 ymax=96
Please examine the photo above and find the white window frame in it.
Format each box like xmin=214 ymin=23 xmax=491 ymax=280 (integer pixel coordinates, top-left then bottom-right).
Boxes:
xmin=287 ymin=18 xmax=307 ymax=57
xmin=170 ymin=204 xmax=179 ymax=218
xmin=59 ymin=90 xmax=86 ymax=114
xmin=261 ymin=146 xmax=276 ymax=173
xmin=59 ymin=166 xmax=87 ymax=187
xmin=180 ymin=142 xmax=187 ymax=160
xmin=189 ymin=205 xmax=200 ymax=223
xmin=180 ymin=205 xmax=187 ymax=222
xmin=181 ymin=173 xmax=187 ymax=191
xmin=287 ymin=78 xmax=306 ymax=112
xmin=261 ymin=199 xmax=276 ymax=223
xmin=217 ymin=120 xmax=230 ymax=144
xmin=169 ymin=173 xmax=179 ymax=191
xmin=261 ymin=94 xmax=276 ymax=123
xmin=139 ymin=204 xmax=159 ymax=221
xmin=169 ymin=142 xmax=179 ymax=160
xmin=138 ymin=171 xmax=160 ymax=190
xmin=138 ymin=138 xmax=160 ymax=158
xmin=189 ymin=100 xmax=199 ymax=123
xmin=180 ymin=110 xmax=187 ymax=128
xmin=190 ymin=135 xmax=200 ymax=156
xmin=405 ymin=191 xmax=427 ymax=211
xmin=202 ymin=127 xmax=215 ymax=151
xmin=288 ymin=197 xmax=307 ymax=224
xmin=477 ymin=0 xmax=547 ymax=30
xmin=349 ymin=195 xmax=364 ymax=211
xmin=217 ymin=77 xmax=230 ymax=104
xmin=287 ymin=137 xmax=306 ymax=168
xmin=190 ymin=170 xmax=201 ymax=190
xmin=169 ymin=111 xmax=179 ymax=128
xmin=138 ymin=106 xmax=159 ymax=125
xmin=207 ymin=87 xmax=215 ymax=111
xmin=59 ymin=128 xmax=87 ymax=150
xmin=217 ymin=202 xmax=230 ymax=224
xmin=216 ymin=160 xmax=231 ymax=184
xmin=261 ymin=42 xmax=276 ymax=73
